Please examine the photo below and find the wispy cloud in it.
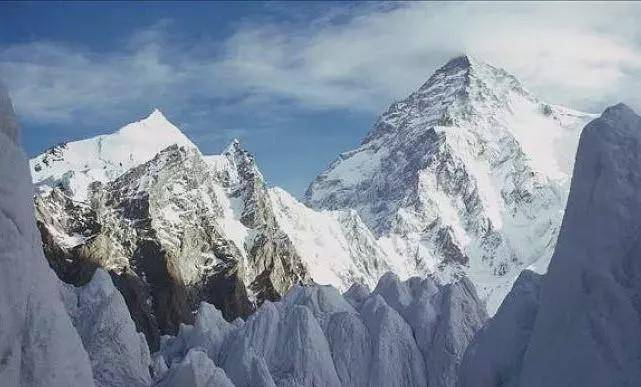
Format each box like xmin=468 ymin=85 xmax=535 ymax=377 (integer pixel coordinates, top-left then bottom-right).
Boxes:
xmin=2 ymin=2 xmax=641 ymax=127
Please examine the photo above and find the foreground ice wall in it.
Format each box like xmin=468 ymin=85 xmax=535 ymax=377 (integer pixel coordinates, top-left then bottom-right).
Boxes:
xmin=519 ymin=104 xmax=641 ymax=387
xmin=458 ymin=104 xmax=641 ymax=387
xmin=0 ymin=82 xmax=96 ymax=386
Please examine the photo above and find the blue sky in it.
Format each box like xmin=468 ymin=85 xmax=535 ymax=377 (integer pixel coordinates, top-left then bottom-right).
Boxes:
xmin=2 ymin=1 xmax=641 ymax=196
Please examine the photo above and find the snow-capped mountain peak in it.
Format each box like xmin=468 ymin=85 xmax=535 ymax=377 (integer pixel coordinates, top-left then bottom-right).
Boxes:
xmin=30 ymin=109 xmax=196 ymax=201
xmin=307 ymin=55 xmax=595 ymax=314
xmin=125 ymin=108 xmax=194 ymax=146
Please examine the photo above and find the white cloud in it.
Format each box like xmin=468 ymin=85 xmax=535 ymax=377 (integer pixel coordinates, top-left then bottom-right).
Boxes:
xmin=215 ymin=2 xmax=641 ymax=112
xmin=2 ymin=1 xmax=641 ymax=126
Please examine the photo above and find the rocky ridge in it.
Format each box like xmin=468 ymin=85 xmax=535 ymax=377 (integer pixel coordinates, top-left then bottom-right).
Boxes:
xmin=30 ymin=110 xmax=391 ymax=348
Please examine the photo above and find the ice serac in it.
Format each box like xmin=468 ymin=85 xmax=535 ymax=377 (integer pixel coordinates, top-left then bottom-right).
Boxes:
xmin=0 ymin=82 xmax=19 ymax=143
xmin=60 ymin=269 xmax=152 ymax=387
xmin=517 ymin=104 xmax=641 ymax=387
xmin=306 ymin=55 xmax=594 ymax=314
xmin=0 ymin=83 xmax=95 ymax=386
xmin=372 ymin=272 xmax=487 ymax=387
xmin=155 ymin=272 xmax=486 ymax=387
xmin=457 ymin=270 xmax=542 ymax=387
xmin=156 ymin=349 xmax=234 ymax=387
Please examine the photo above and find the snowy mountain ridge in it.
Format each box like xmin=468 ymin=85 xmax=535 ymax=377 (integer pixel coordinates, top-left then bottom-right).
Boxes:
xmin=307 ymin=55 xmax=595 ymax=313
xmin=31 ymin=109 xmax=196 ymax=202
xmin=30 ymin=108 xmax=392 ymax=346
xmin=30 ymin=54 xmax=598 ymax=345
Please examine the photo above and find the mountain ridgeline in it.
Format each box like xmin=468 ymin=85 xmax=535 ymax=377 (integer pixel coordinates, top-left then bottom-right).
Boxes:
xmin=30 ymin=56 xmax=594 ymax=347
xmin=30 ymin=112 xmax=391 ymax=348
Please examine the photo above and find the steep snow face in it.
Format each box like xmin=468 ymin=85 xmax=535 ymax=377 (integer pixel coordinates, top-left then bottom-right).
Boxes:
xmin=269 ymin=187 xmax=393 ymax=290
xmin=30 ymin=109 xmax=196 ymax=201
xmin=156 ymin=273 xmax=487 ymax=387
xmin=60 ymin=269 xmax=152 ymax=387
xmin=517 ymin=104 xmax=641 ymax=387
xmin=307 ymin=55 xmax=594 ymax=314
xmin=0 ymin=84 xmax=95 ymax=387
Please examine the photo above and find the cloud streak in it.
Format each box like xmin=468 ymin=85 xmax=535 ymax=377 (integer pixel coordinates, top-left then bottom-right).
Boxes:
xmin=2 ymin=2 xmax=641 ymax=127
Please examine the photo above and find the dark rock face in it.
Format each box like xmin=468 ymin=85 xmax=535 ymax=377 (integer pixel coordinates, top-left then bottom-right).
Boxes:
xmin=35 ymin=145 xmax=310 ymax=350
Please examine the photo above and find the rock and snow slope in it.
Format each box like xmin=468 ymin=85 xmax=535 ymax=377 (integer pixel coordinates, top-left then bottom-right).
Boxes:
xmin=30 ymin=109 xmax=391 ymax=347
xmin=0 ymin=82 xmax=95 ymax=387
xmin=154 ymin=272 xmax=487 ymax=387
xmin=307 ymin=55 xmax=594 ymax=313
xmin=458 ymin=104 xmax=641 ymax=387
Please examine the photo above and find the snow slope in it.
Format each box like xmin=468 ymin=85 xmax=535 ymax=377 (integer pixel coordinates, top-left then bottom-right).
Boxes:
xmin=269 ymin=187 xmax=392 ymax=290
xmin=0 ymin=82 xmax=95 ymax=387
xmin=307 ymin=55 xmax=595 ymax=314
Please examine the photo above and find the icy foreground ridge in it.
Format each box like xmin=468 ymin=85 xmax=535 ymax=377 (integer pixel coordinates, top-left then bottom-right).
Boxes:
xmin=0 ymin=82 xmax=95 ymax=386
xmin=458 ymin=104 xmax=641 ymax=387
xmin=30 ymin=109 xmax=391 ymax=347
xmin=155 ymin=272 xmax=487 ymax=387
xmin=307 ymin=55 xmax=594 ymax=313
